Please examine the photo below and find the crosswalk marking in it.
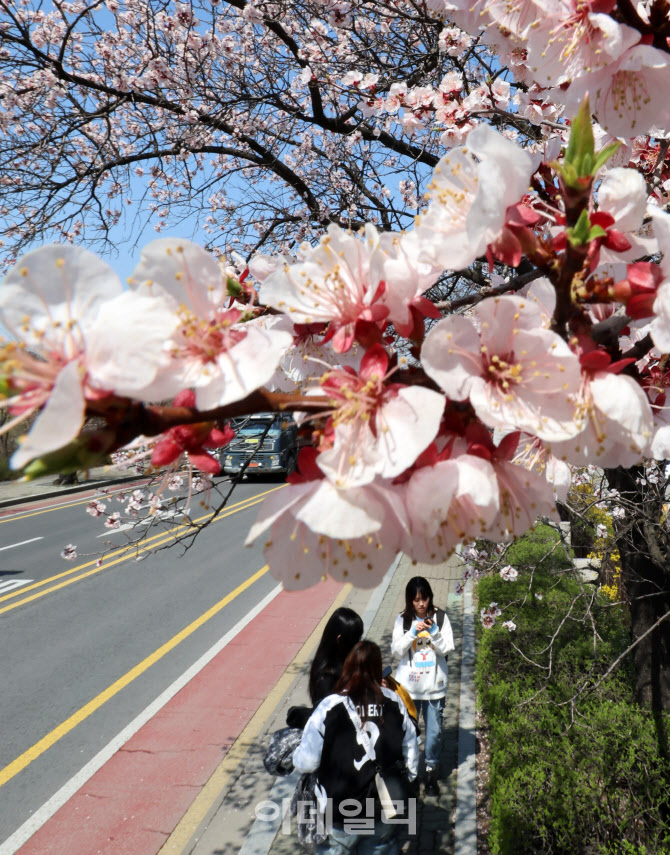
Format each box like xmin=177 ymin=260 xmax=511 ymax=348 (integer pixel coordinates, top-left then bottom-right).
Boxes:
xmin=0 ymin=579 xmax=34 ymax=594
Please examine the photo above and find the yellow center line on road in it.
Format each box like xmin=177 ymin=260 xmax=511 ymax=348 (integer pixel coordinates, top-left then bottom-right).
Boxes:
xmin=0 ymin=486 xmax=284 ymax=614
xmin=0 ymin=564 xmax=270 ymax=789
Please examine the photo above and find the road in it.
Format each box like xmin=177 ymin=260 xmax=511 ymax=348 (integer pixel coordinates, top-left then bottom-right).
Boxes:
xmin=0 ymin=476 xmax=285 ymax=848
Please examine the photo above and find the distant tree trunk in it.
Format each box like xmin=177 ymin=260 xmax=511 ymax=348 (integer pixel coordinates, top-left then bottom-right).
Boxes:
xmin=606 ymin=466 xmax=670 ymax=716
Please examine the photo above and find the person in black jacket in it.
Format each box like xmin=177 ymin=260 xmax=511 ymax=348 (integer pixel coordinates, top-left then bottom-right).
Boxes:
xmin=293 ymin=640 xmax=419 ymax=854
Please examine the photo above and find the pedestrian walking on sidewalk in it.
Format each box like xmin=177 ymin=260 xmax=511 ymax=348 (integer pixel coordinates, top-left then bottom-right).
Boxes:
xmin=293 ymin=640 xmax=418 ymax=855
xmin=286 ymin=607 xmax=364 ymax=730
xmin=309 ymin=607 xmax=364 ymax=706
xmin=391 ymin=576 xmax=454 ymax=797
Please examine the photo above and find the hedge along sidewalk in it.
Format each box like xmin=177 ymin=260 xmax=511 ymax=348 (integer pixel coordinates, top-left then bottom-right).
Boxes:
xmin=261 ymin=552 xmax=475 ymax=855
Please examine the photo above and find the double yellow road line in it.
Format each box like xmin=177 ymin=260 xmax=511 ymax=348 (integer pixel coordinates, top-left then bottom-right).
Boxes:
xmin=0 ymin=485 xmax=284 ymax=616
xmin=0 ymin=564 xmax=272 ymax=788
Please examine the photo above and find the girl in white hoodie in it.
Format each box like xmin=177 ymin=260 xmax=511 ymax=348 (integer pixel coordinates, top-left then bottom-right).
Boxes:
xmin=391 ymin=576 xmax=454 ymax=796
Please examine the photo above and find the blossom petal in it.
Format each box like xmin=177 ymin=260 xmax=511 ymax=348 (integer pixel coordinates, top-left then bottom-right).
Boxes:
xmin=421 ymin=314 xmax=481 ymax=400
xmin=11 ymin=360 xmax=85 ymax=470
xmin=1 ymin=245 xmax=123 ymax=349
xmin=195 ymin=320 xmax=293 ymax=409
xmin=86 ymin=291 xmax=179 ymax=398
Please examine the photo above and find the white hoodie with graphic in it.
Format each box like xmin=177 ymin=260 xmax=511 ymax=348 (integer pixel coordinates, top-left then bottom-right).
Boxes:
xmin=391 ymin=610 xmax=455 ymax=701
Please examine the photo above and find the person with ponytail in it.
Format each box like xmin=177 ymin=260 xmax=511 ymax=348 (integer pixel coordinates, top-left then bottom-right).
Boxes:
xmin=293 ymin=640 xmax=418 ymax=854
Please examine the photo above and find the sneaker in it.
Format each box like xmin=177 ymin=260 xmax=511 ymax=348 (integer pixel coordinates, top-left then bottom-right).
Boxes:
xmin=424 ymin=768 xmax=440 ymax=797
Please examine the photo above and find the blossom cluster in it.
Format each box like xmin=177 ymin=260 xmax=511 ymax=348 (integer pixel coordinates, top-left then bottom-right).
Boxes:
xmin=1 ymin=0 xmax=670 ymax=591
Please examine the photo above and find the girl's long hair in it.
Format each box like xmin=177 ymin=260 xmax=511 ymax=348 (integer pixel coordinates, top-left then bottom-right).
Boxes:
xmin=334 ymin=640 xmax=384 ymax=722
xmin=309 ymin=607 xmax=364 ymax=705
xmin=401 ymin=576 xmax=435 ymax=623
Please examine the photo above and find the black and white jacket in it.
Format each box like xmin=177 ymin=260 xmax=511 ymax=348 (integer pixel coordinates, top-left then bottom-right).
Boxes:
xmin=293 ymin=688 xmax=419 ymax=828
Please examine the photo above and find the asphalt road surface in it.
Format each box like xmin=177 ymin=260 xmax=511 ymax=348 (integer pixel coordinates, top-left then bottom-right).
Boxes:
xmin=0 ymin=476 xmax=286 ymax=847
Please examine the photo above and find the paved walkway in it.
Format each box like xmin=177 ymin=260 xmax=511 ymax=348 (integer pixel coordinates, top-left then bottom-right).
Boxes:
xmin=179 ymin=555 xmax=476 ymax=855
xmin=0 ymin=476 xmax=477 ymax=855
xmin=0 ymin=465 xmax=144 ymax=509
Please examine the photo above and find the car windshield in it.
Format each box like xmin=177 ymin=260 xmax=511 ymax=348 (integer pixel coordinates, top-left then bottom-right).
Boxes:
xmin=237 ymin=423 xmax=280 ymax=437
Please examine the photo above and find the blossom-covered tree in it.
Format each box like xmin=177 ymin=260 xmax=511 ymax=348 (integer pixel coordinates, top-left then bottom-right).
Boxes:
xmin=1 ymin=0 xmax=670 ymax=711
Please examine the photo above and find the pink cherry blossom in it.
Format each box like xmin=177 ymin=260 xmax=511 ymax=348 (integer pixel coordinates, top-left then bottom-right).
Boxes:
xmin=649 ymin=209 xmax=670 ymax=352
xmin=369 ymin=230 xmax=443 ymax=337
xmin=86 ymin=500 xmax=107 ymax=518
xmin=421 ymin=294 xmax=582 ymax=441
xmin=481 ymin=612 xmax=496 ymax=629
xmin=403 ymin=125 xmax=535 ymax=274
xmin=314 ymin=344 xmax=445 ymax=488
xmin=260 ymin=224 xmax=389 ymax=353
xmin=403 ymin=453 xmax=500 ymax=564
xmin=256 ymin=315 xmax=363 ymax=395
xmin=245 ymin=449 xmax=408 ymax=589
xmin=500 ymin=564 xmax=519 ymax=581
xmin=465 ymin=428 xmax=561 ymax=541
xmin=547 ymin=350 xmax=653 ymax=468
xmin=524 ymin=1 xmax=626 ymax=88
xmin=562 ymin=35 xmax=670 ymax=138
xmin=0 ymin=245 xmax=177 ymax=469
xmin=598 ymin=168 xmax=647 ymax=235
xmin=129 ymin=238 xmax=293 ymax=409
xmin=61 ymin=544 xmax=77 ymax=560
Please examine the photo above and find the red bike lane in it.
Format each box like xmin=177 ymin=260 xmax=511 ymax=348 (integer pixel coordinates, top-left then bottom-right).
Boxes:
xmin=15 ymin=577 xmax=343 ymax=855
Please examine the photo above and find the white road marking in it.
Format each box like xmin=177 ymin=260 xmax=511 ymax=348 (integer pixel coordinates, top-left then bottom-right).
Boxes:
xmin=0 ymin=537 xmax=43 ymax=552
xmin=0 ymin=583 xmax=283 ymax=855
xmin=95 ymin=509 xmax=191 ymax=537
xmin=0 ymin=579 xmax=34 ymax=594
xmin=96 ymin=524 xmax=134 ymax=537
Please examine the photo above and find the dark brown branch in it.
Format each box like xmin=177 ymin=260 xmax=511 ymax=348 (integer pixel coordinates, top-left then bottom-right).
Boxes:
xmin=435 ymin=266 xmax=544 ymax=311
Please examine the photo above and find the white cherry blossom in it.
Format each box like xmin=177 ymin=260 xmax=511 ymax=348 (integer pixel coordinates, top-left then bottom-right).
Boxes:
xmin=1 ymin=245 xmax=177 ymax=469
xmin=404 ymin=454 xmax=500 ymax=564
xmin=488 ymin=453 xmax=560 ymax=541
xmin=403 ymin=125 xmax=534 ymax=274
xmin=562 ymin=36 xmax=670 ymax=138
xmin=245 ymin=461 xmax=408 ymax=589
xmin=128 ymin=238 xmax=293 ymax=409
xmin=314 ymin=344 xmax=445 ymax=488
xmin=548 ymin=368 xmax=653 ymax=468
xmin=421 ymin=295 xmax=582 ymax=441
xmin=525 ymin=2 xmax=627 ymax=87
xmin=260 ymin=224 xmax=388 ymax=353
xmin=650 ymin=209 xmax=670 ymax=352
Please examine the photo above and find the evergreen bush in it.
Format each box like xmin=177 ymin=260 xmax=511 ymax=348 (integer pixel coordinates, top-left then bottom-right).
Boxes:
xmin=476 ymin=526 xmax=670 ymax=855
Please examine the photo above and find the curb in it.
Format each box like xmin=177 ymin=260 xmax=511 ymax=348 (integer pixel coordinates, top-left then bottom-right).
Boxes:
xmin=454 ymin=576 xmax=477 ymax=855
xmin=0 ymin=475 xmax=148 ymax=510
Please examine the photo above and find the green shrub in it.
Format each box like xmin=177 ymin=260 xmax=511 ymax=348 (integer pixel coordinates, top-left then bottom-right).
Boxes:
xmin=503 ymin=523 xmax=573 ymax=574
xmin=476 ymin=530 xmax=670 ymax=855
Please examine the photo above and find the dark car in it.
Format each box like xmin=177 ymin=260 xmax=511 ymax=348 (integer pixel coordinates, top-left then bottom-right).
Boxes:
xmin=221 ymin=414 xmax=300 ymax=476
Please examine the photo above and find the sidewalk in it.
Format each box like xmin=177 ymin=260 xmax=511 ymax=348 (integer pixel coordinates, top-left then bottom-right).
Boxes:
xmin=0 ymin=464 xmax=145 ymax=509
xmin=172 ymin=554 xmax=476 ymax=855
